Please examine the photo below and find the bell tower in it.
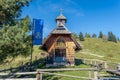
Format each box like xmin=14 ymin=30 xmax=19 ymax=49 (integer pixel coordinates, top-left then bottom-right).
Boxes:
xmin=56 ymin=9 xmax=67 ymax=25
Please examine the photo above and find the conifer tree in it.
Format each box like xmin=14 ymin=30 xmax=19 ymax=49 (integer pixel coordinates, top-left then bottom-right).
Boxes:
xmin=0 ymin=25 xmax=31 ymax=63
xmin=19 ymin=15 xmax=31 ymax=32
xmin=92 ymin=33 xmax=97 ymax=38
xmin=98 ymin=31 xmax=103 ymax=38
xmin=79 ymin=32 xmax=84 ymax=41
xmin=0 ymin=0 xmax=31 ymax=25
xmin=72 ymin=32 xmax=79 ymax=39
xmin=107 ymin=31 xmax=117 ymax=43
xmin=0 ymin=0 xmax=32 ymax=63
xmin=85 ymin=33 xmax=91 ymax=38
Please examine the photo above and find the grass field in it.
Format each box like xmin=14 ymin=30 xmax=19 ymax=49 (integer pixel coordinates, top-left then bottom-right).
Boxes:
xmin=0 ymin=46 xmax=46 ymax=70
xmin=77 ymin=38 xmax=120 ymax=63
xmin=0 ymin=38 xmax=119 ymax=79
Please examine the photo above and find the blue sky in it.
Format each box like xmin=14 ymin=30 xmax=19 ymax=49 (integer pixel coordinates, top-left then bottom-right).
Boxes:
xmin=21 ymin=0 xmax=120 ymax=38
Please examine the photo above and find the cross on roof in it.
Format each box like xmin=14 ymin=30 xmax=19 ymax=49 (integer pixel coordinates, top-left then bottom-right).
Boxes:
xmin=60 ymin=8 xmax=63 ymax=15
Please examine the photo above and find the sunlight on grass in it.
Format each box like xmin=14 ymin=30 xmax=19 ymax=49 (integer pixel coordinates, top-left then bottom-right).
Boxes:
xmin=78 ymin=38 xmax=120 ymax=63
xmin=0 ymin=45 xmax=46 ymax=70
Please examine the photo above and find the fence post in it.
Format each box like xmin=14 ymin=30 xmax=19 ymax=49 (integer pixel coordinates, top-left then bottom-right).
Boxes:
xmin=91 ymin=60 xmax=92 ymax=65
xmin=94 ymin=68 xmax=98 ymax=80
xmin=83 ymin=59 xmax=85 ymax=64
xmin=104 ymin=62 xmax=108 ymax=69
xmin=36 ymin=70 xmax=42 ymax=80
xmin=88 ymin=71 xmax=92 ymax=80
xmin=21 ymin=61 xmax=23 ymax=66
xmin=35 ymin=56 xmax=37 ymax=60
xmin=94 ymin=61 xmax=97 ymax=66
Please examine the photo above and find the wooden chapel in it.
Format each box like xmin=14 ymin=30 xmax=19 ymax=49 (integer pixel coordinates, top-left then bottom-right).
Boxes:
xmin=42 ymin=10 xmax=81 ymax=67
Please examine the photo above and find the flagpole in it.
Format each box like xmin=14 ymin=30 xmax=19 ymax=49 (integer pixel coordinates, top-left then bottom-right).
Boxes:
xmin=30 ymin=20 xmax=33 ymax=71
xmin=29 ymin=19 xmax=43 ymax=71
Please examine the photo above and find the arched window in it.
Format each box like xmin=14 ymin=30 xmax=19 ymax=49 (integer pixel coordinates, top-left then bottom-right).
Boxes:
xmin=56 ymin=37 xmax=65 ymax=47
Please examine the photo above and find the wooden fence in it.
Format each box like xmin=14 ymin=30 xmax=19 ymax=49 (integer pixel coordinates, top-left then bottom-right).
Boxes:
xmin=0 ymin=68 xmax=99 ymax=80
xmin=82 ymin=58 xmax=120 ymax=77
xmin=0 ymin=58 xmax=119 ymax=80
xmin=82 ymin=58 xmax=118 ymax=70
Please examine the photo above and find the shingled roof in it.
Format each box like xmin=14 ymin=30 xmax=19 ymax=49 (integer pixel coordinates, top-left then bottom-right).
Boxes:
xmin=41 ymin=10 xmax=82 ymax=50
xmin=51 ymin=22 xmax=71 ymax=34
xmin=56 ymin=14 xmax=66 ymax=20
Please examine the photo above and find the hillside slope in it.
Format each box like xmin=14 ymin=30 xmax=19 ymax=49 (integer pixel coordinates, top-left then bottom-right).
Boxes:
xmin=76 ymin=38 xmax=120 ymax=62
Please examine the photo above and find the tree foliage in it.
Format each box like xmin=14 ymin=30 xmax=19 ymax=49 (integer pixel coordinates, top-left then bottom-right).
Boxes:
xmin=72 ymin=32 xmax=79 ymax=39
xmin=98 ymin=31 xmax=103 ymax=38
xmin=0 ymin=25 xmax=31 ymax=63
xmin=18 ymin=15 xmax=32 ymax=32
xmin=0 ymin=0 xmax=31 ymax=25
xmin=92 ymin=33 xmax=97 ymax=38
xmin=85 ymin=33 xmax=91 ymax=38
xmin=79 ymin=32 xmax=84 ymax=41
xmin=107 ymin=31 xmax=117 ymax=43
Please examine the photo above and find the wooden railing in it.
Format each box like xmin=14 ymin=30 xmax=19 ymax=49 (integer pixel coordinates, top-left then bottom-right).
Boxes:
xmin=0 ymin=68 xmax=99 ymax=80
xmin=82 ymin=58 xmax=118 ymax=70
xmin=0 ymin=59 xmax=119 ymax=80
xmin=82 ymin=58 xmax=120 ymax=76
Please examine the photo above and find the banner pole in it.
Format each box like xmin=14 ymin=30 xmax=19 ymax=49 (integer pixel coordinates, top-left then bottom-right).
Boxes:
xmin=30 ymin=20 xmax=33 ymax=71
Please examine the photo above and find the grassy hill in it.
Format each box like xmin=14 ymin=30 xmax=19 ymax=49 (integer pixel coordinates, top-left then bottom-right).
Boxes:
xmin=0 ymin=38 xmax=119 ymax=80
xmin=30 ymin=38 xmax=120 ymax=63
xmin=76 ymin=38 xmax=120 ymax=63
xmin=0 ymin=38 xmax=119 ymax=70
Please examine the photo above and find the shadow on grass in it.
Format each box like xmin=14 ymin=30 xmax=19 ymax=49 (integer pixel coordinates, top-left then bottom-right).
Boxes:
xmin=75 ymin=58 xmax=84 ymax=66
xmin=43 ymin=74 xmax=61 ymax=80
xmin=0 ymin=58 xmax=85 ymax=79
xmin=0 ymin=57 xmax=62 ymax=80
xmin=0 ymin=57 xmax=46 ymax=78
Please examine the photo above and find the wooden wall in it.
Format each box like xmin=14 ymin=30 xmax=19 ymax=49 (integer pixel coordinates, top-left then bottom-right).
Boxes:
xmin=66 ymin=42 xmax=76 ymax=65
xmin=44 ymin=34 xmax=77 ymax=66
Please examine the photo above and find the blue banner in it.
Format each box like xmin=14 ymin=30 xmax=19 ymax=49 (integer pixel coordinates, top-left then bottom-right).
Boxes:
xmin=33 ymin=19 xmax=43 ymax=45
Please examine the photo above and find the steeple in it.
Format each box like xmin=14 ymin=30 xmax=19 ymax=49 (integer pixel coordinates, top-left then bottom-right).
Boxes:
xmin=56 ymin=9 xmax=67 ymax=24
xmin=60 ymin=8 xmax=63 ymax=15
xmin=52 ymin=9 xmax=71 ymax=34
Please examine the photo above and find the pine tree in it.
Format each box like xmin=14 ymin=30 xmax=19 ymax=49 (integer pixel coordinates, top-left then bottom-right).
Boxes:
xmin=85 ymin=33 xmax=91 ymax=38
xmin=107 ymin=31 xmax=117 ymax=43
xmin=98 ymin=31 xmax=103 ymax=38
xmin=0 ymin=0 xmax=31 ymax=25
xmin=108 ymin=32 xmax=113 ymax=41
xmin=92 ymin=33 xmax=97 ymax=38
xmin=0 ymin=25 xmax=31 ymax=63
xmin=79 ymin=32 xmax=84 ymax=41
xmin=18 ymin=16 xmax=32 ymax=32
xmin=72 ymin=32 xmax=79 ymax=39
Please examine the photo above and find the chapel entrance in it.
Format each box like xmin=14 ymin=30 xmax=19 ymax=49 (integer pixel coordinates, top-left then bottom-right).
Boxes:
xmin=54 ymin=37 xmax=66 ymax=64
xmin=54 ymin=49 xmax=66 ymax=63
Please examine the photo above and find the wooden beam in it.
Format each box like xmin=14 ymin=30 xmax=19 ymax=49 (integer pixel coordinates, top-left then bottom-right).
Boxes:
xmin=94 ymin=70 xmax=98 ymax=80
xmin=41 ymin=71 xmax=93 ymax=80
xmin=105 ymin=69 xmax=120 ymax=76
xmin=0 ymin=78 xmax=36 ymax=80
xmin=0 ymin=72 xmax=36 ymax=76
xmin=36 ymin=70 xmax=42 ymax=80
xmin=88 ymin=71 xmax=92 ymax=79
xmin=38 ymin=68 xmax=97 ymax=72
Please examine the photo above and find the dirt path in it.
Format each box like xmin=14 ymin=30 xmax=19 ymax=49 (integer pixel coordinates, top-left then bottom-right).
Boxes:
xmin=80 ymin=52 xmax=104 ymax=58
